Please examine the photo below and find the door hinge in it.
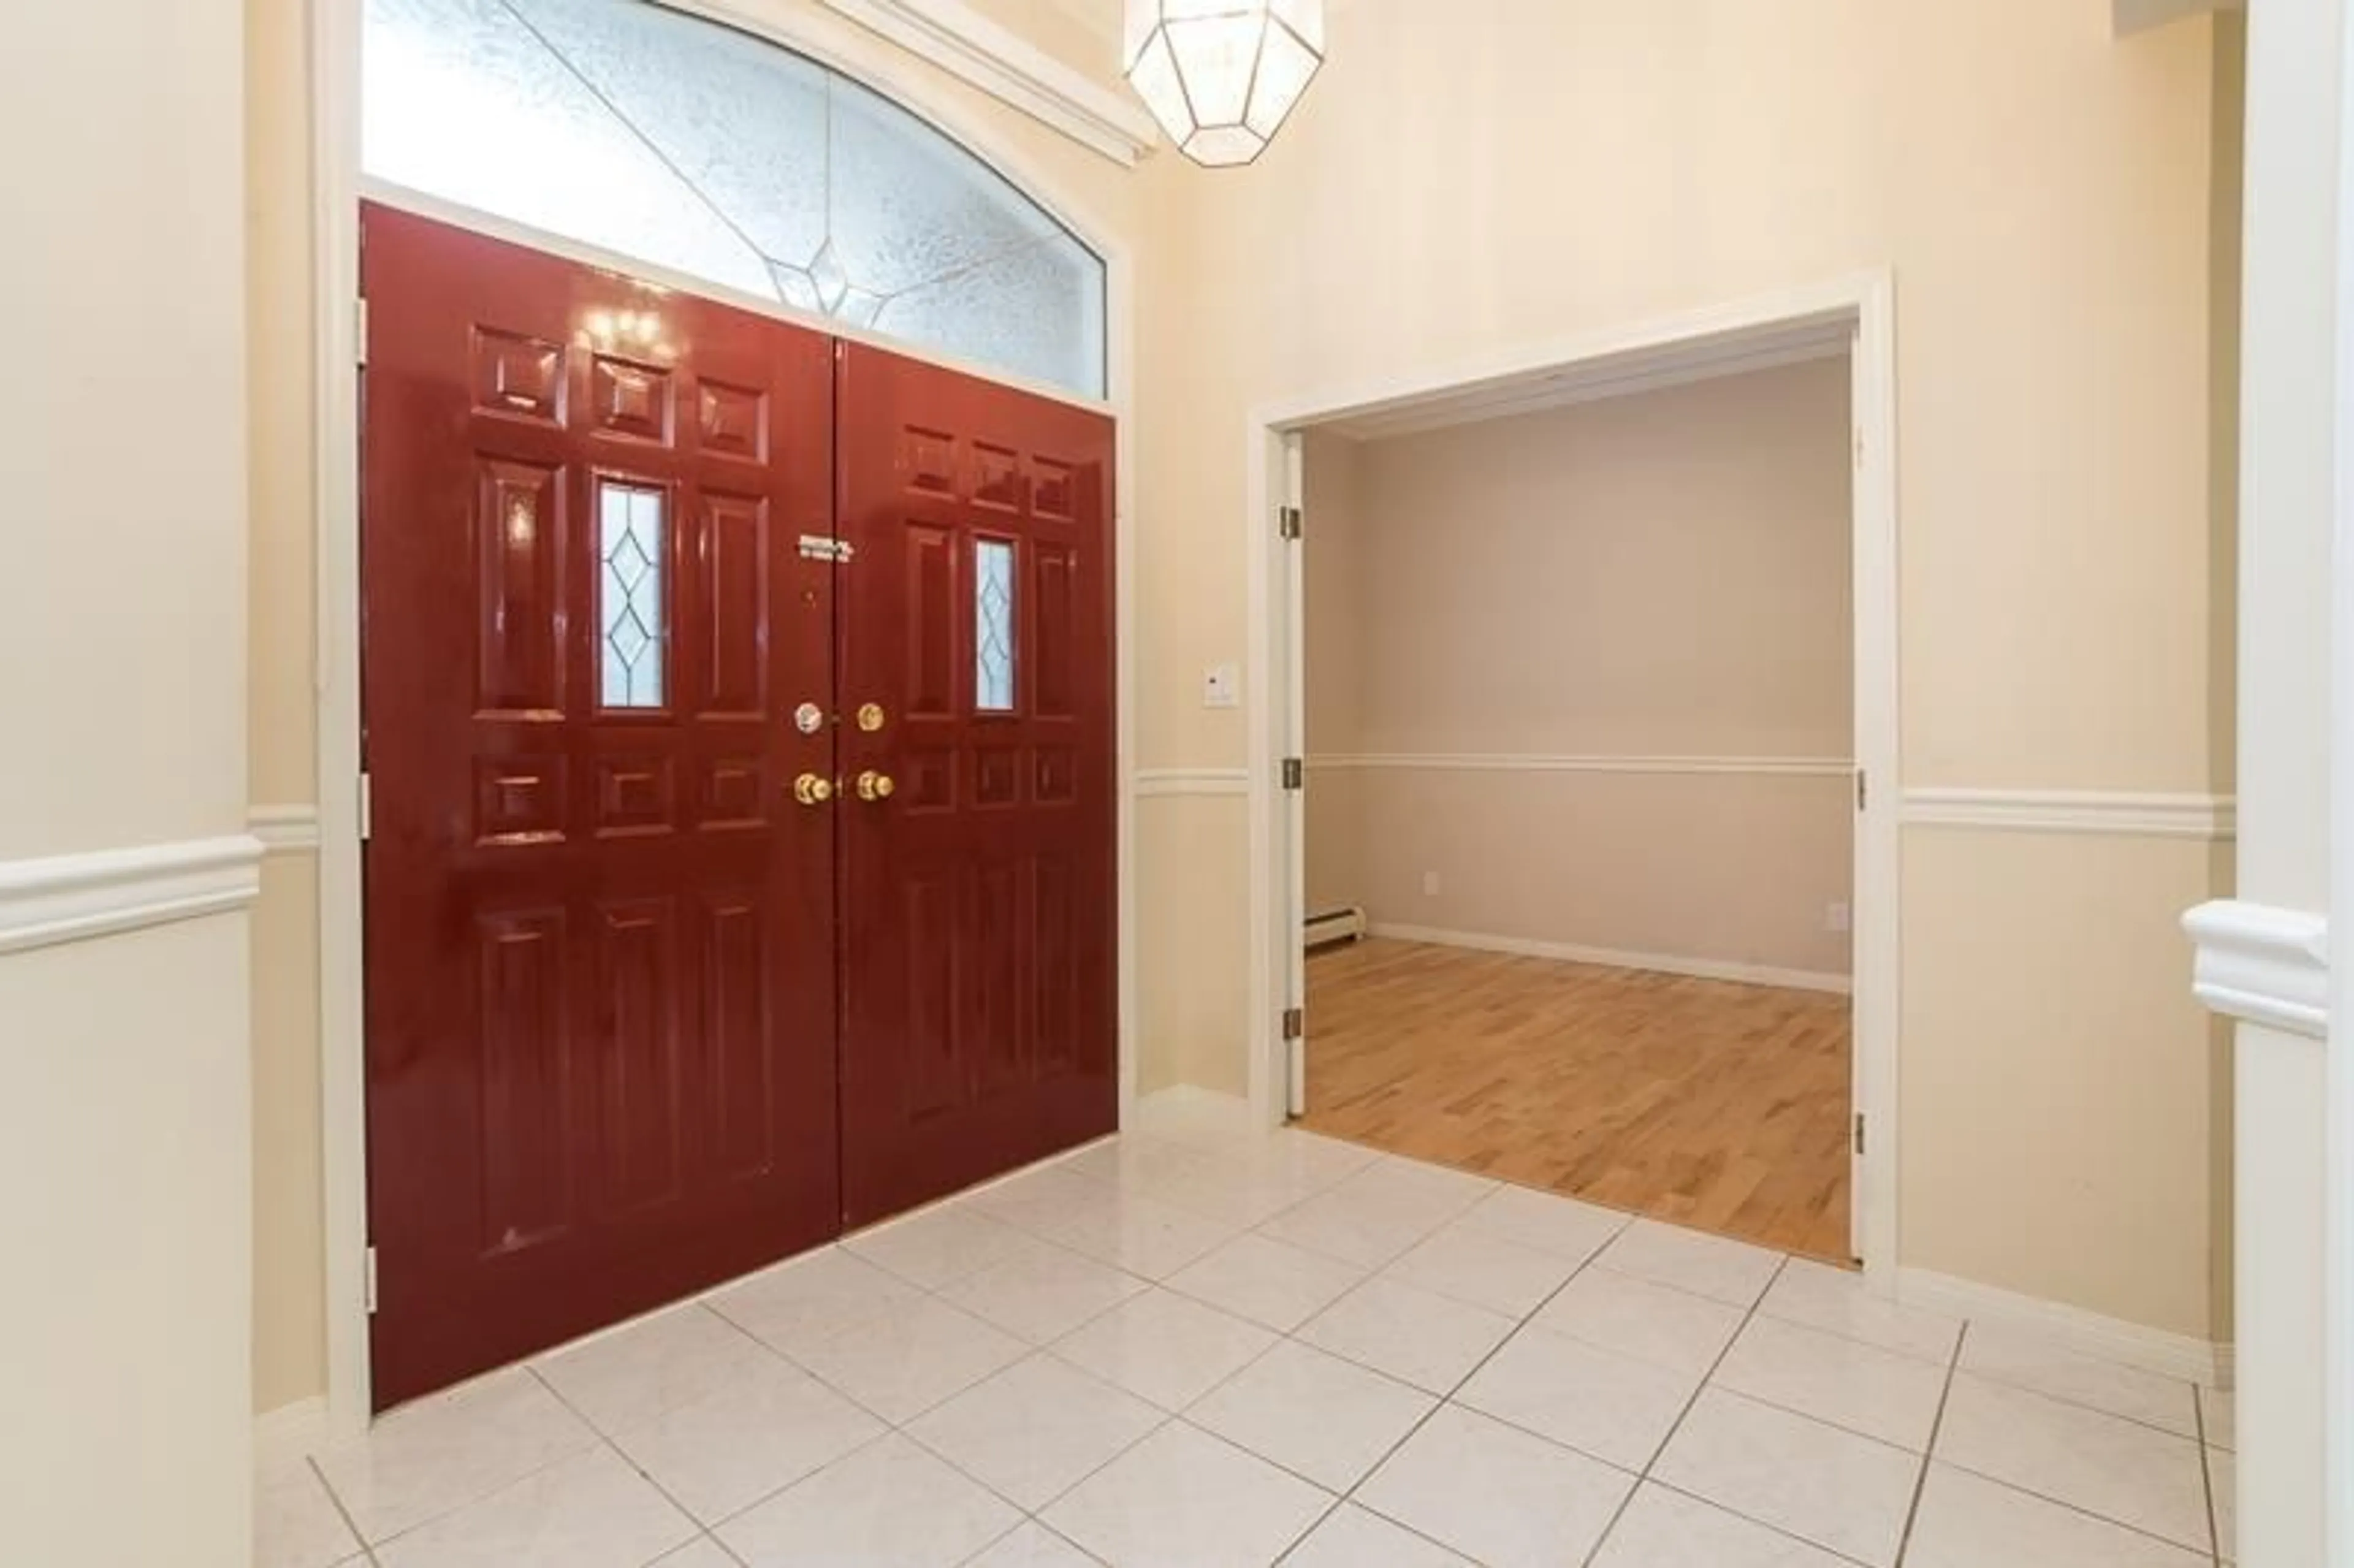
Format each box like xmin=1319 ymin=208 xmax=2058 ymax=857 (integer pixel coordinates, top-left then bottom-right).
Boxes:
xmin=1281 ymin=756 xmax=1304 ymax=791
xmin=356 ymin=297 xmax=369 ymax=367
xmin=1853 ymin=425 xmax=1864 ymax=469
xmin=359 ymin=772 xmax=373 ymax=841
xmin=1278 ymin=504 xmax=1303 ymax=541
xmin=1855 ymin=769 xmax=1867 ymax=812
xmin=1853 ymin=1113 xmax=1867 ymax=1157
xmin=1282 ymin=1007 xmax=1305 ymax=1042
xmin=364 ymin=1246 xmax=380 ymax=1315
xmin=798 ymin=534 xmax=854 ymax=563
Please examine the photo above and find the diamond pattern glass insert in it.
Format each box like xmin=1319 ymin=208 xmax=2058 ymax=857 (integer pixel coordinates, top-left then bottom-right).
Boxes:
xmin=975 ymin=539 xmax=1016 ymax=714
xmin=599 ymin=482 xmax=667 ymax=709
xmin=363 ymin=0 xmax=1108 ymax=397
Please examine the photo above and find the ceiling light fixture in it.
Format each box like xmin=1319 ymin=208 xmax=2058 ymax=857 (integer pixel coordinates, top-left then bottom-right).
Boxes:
xmin=1123 ymin=1 xmax=1325 ymax=167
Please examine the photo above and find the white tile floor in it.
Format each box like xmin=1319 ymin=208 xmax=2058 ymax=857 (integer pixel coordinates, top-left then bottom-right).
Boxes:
xmin=264 ymin=1096 xmax=2237 ymax=1567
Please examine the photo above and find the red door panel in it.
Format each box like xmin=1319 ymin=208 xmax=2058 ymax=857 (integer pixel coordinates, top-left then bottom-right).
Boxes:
xmin=835 ymin=344 xmax=1119 ymax=1225
xmin=360 ymin=204 xmax=840 ymax=1408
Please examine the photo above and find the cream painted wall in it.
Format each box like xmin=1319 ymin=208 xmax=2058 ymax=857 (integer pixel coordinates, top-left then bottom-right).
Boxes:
xmin=1903 ymin=829 xmax=2221 ymax=1338
xmin=0 ymin=925 xmax=256 ymax=1567
xmin=1142 ymin=1 xmax=2235 ymax=1340
xmin=1303 ymin=359 xmax=1854 ymax=979
xmin=246 ymin=0 xmax=326 ymax=1418
xmin=959 ymin=0 xmax=1121 ymax=83
xmin=252 ymin=856 xmax=326 ymax=1415
xmin=1301 ymin=429 xmax=1364 ymax=913
xmin=2 ymin=0 xmax=254 ymax=1560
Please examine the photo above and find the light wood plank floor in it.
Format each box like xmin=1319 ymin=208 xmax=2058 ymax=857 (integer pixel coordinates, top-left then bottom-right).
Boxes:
xmin=1300 ymin=937 xmax=1854 ymax=1263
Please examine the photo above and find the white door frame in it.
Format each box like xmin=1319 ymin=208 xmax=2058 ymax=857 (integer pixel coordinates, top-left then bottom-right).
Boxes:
xmin=1244 ymin=272 xmax=1902 ymax=1282
xmin=308 ymin=0 xmax=1142 ymax=1438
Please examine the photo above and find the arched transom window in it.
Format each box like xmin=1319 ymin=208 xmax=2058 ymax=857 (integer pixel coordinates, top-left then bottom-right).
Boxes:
xmin=364 ymin=0 xmax=1109 ymax=398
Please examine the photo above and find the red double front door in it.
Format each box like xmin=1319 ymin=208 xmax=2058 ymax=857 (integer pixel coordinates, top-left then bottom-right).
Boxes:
xmin=359 ymin=204 xmax=1116 ymax=1409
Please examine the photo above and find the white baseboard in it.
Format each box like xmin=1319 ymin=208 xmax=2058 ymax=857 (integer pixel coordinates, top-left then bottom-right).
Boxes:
xmin=254 ymin=1395 xmax=330 ymax=1469
xmin=1896 ymin=1268 xmax=2228 ymax=1387
xmin=1368 ymin=922 xmax=1853 ymax=996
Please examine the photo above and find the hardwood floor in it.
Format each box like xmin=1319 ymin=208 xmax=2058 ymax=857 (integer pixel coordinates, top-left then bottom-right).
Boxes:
xmin=1300 ymin=937 xmax=1854 ymax=1263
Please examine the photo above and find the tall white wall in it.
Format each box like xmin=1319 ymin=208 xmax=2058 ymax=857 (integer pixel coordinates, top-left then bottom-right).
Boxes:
xmin=0 ymin=2 xmax=256 ymax=1563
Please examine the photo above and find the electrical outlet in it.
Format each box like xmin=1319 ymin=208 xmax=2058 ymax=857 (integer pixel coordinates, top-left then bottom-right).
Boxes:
xmin=1826 ymin=901 xmax=1852 ymax=933
xmin=1202 ymin=663 xmax=1240 ymax=709
xmin=1422 ymin=871 xmax=1442 ymax=897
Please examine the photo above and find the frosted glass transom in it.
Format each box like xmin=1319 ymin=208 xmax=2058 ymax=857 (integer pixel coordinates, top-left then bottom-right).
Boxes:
xmin=365 ymin=0 xmax=1108 ymax=397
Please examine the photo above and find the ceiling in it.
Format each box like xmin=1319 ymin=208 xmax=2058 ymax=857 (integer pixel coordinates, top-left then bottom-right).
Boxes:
xmin=1041 ymin=0 xmax=1122 ymax=44
xmin=1044 ymin=0 xmax=1363 ymax=49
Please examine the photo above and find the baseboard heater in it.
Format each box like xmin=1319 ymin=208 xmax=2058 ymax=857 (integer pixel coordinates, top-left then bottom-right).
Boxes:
xmin=1305 ymin=905 xmax=1368 ymax=950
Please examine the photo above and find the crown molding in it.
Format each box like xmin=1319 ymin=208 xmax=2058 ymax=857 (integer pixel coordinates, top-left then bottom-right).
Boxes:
xmin=817 ymin=0 xmax=1158 ymax=164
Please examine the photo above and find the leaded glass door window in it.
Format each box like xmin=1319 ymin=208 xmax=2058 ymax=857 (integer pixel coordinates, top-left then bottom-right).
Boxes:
xmin=364 ymin=0 xmax=1109 ymax=398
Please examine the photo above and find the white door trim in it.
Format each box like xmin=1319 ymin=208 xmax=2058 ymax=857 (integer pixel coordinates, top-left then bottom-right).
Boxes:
xmin=308 ymin=0 xmax=1141 ymax=1439
xmin=2332 ymin=0 xmax=2354 ymax=1537
xmin=1244 ymin=272 xmax=1902 ymax=1283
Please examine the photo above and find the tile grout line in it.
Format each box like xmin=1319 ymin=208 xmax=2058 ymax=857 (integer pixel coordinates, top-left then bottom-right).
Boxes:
xmin=1301 ymin=1210 xmax=1637 ymax=1543
xmin=748 ymin=1142 xmax=1377 ymax=1556
xmin=1889 ymin=1317 xmax=1968 ymax=1566
xmin=315 ymin=1373 xmax=612 ymax=1556
xmin=303 ymin=1450 xmax=376 ymax=1564
xmin=2195 ymin=1385 xmax=2222 ymax=1567
xmin=518 ymin=1363 xmax=745 ymax=1567
xmin=1949 ymin=1358 xmax=2222 ymax=1445
xmin=1157 ymin=1172 xmax=1612 ymax=1562
xmin=1924 ymin=1449 xmax=2234 ymax=1561
xmin=1913 ymin=1364 xmax=2228 ymax=1560
xmin=1572 ymin=1252 xmax=1794 ymax=1568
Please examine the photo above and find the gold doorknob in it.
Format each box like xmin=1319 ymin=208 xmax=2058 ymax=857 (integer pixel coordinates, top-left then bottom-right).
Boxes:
xmin=793 ymin=772 xmax=834 ymax=806
xmin=855 ymin=770 xmax=896 ymax=802
xmin=856 ymin=702 xmax=887 ymax=733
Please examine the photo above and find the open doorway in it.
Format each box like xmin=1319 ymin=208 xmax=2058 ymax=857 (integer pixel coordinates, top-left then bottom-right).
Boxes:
xmin=1253 ymin=287 xmax=1897 ymax=1274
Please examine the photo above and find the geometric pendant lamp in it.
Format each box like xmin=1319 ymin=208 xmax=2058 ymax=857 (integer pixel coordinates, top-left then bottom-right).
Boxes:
xmin=1123 ymin=0 xmax=1326 ymax=167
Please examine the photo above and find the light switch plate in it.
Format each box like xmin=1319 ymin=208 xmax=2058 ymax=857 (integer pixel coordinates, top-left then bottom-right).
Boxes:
xmin=1202 ymin=663 xmax=1240 ymax=709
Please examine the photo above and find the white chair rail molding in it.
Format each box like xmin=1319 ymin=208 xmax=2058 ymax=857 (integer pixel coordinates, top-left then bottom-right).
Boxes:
xmin=2183 ymin=899 xmax=2329 ymax=1038
xmin=0 ymin=835 xmax=265 ymax=956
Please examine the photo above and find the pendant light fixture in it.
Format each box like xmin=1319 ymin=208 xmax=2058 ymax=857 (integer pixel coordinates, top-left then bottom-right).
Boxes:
xmin=1124 ymin=1 xmax=1326 ymax=167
